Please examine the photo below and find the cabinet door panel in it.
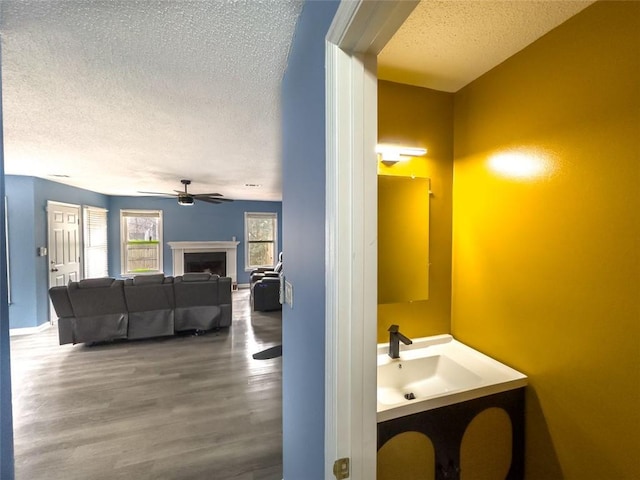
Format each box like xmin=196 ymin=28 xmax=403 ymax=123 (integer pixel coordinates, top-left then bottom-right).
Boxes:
xmin=460 ymin=407 xmax=512 ymax=480
xmin=378 ymin=431 xmax=435 ymax=480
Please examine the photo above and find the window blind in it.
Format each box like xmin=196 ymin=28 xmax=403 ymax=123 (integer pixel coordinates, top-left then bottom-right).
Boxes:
xmin=83 ymin=206 xmax=109 ymax=278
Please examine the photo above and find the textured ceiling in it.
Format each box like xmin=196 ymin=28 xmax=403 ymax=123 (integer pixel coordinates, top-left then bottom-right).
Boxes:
xmin=1 ymin=0 xmax=303 ymax=200
xmin=1 ymin=1 xmax=595 ymax=201
xmin=378 ymin=0 xmax=596 ymax=92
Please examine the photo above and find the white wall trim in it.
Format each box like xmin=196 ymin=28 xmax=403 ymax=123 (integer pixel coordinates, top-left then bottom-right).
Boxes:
xmin=324 ymin=1 xmax=419 ymax=478
xmin=324 ymin=40 xmax=352 ymax=478
xmin=45 ymin=200 xmax=82 ymax=211
xmin=9 ymin=322 xmax=51 ymax=337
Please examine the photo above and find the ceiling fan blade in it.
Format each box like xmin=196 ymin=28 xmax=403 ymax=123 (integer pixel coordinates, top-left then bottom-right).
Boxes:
xmin=140 ymin=183 xmax=232 ymax=204
xmin=195 ymin=197 xmax=223 ymax=204
xmin=193 ymin=194 xmax=233 ymax=202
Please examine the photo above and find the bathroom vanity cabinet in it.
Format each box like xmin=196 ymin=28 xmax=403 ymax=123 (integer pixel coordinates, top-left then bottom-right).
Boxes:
xmin=377 ymin=388 xmax=525 ymax=480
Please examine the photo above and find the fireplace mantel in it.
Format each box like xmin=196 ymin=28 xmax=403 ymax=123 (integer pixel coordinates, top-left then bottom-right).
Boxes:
xmin=168 ymin=241 xmax=240 ymax=284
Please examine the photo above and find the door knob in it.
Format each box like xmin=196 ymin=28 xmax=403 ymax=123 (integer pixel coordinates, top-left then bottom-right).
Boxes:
xmin=50 ymin=267 xmax=59 ymax=272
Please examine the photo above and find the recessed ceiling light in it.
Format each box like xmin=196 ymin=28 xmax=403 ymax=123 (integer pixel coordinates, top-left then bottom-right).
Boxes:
xmin=49 ymin=174 xmax=70 ymax=178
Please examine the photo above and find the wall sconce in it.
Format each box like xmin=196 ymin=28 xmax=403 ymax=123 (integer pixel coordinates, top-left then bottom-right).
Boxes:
xmin=376 ymin=144 xmax=427 ymax=164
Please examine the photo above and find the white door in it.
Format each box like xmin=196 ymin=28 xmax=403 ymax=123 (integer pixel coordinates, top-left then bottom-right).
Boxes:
xmin=47 ymin=202 xmax=81 ymax=322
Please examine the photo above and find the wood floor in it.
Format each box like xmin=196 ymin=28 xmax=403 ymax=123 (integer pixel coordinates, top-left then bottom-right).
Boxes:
xmin=9 ymin=289 xmax=283 ymax=480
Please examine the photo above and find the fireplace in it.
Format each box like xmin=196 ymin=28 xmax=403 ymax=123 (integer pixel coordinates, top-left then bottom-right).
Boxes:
xmin=184 ymin=252 xmax=226 ymax=276
xmin=168 ymin=241 xmax=240 ymax=287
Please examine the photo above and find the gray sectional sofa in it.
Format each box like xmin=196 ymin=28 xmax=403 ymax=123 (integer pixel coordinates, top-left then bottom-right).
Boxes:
xmin=49 ymin=273 xmax=232 ymax=345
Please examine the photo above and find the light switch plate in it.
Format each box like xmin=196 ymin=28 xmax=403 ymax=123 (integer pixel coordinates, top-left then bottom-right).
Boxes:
xmin=284 ymin=280 xmax=293 ymax=308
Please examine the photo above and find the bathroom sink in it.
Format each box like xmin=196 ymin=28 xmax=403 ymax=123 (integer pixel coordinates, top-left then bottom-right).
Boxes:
xmin=378 ymin=354 xmax=481 ymax=406
xmin=377 ymin=334 xmax=527 ymax=422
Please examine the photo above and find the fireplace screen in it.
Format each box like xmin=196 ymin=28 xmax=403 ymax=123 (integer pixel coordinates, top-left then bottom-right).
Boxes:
xmin=184 ymin=252 xmax=226 ymax=277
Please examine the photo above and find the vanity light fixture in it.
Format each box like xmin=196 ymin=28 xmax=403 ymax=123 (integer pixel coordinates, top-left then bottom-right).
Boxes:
xmin=376 ymin=144 xmax=427 ymax=164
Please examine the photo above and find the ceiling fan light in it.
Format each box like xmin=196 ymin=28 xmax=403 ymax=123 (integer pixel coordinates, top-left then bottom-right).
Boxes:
xmin=177 ymin=196 xmax=194 ymax=206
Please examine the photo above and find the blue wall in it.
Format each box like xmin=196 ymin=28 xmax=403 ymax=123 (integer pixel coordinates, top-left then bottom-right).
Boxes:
xmin=4 ymin=176 xmax=109 ymax=329
xmin=281 ymin=2 xmax=339 ymax=478
xmin=4 ymin=175 xmax=281 ymax=329
xmin=4 ymin=177 xmax=37 ymax=331
xmin=108 ymin=196 xmax=282 ymax=284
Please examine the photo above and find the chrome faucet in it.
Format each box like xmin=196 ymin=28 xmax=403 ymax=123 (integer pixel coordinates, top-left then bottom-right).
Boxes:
xmin=388 ymin=324 xmax=412 ymax=359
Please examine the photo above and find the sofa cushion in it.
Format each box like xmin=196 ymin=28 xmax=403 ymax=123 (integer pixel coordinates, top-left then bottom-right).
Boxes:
xmin=174 ymin=276 xmax=219 ymax=306
xmin=132 ymin=274 xmax=166 ymax=286
xmin=124 ymin=284 xmax=174 ymax=312
xmin=180 ymin=272 xmax=213 ymax=282
xmin=77 ymin=277 xmax=116 ymax=288
xmin=68 ymin=279 xmax=127 ymax=316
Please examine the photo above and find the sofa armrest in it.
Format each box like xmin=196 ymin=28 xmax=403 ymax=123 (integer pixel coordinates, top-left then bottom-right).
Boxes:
xmin=49 ymin=286 xmax=75 ymax=318
xmin=218 ymin=277 xmax=232 ymax=305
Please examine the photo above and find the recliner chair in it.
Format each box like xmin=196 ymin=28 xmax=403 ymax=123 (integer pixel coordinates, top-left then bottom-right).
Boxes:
xmin=123 ymin=274 xmax=175 ymax=339
xmin=250 ymin=252 xmax=283 ymax=285
xmin=173 ymin=273 xmax=232 ymax=331
xmin=65 ymin=278 xmax=129 ymax=344
xmin=251 ymin=276 xmax=282 ymax=311
xmin=250 ymin=252 xmax=283 ymax=312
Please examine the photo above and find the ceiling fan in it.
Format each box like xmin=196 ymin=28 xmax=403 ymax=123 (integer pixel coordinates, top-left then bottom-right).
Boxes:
xmin=139 ymin=179 xmax=233 ymax=206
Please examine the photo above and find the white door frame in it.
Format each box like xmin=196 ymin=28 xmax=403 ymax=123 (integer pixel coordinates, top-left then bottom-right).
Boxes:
xmin=324 ymin=2 xmax=419 ymax=478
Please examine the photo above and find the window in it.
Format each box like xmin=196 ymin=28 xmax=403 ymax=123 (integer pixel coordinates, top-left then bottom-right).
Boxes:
xmin=121 ymin=210 xmax=163 ymax=275
xmin=245 ymin=212 xmax=277 ymax=270
xmin=83 ymin=206 xmax=108 ymax=278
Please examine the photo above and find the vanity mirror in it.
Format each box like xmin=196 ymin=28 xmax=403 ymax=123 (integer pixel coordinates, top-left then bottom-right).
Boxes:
xmin=378 ymin=175 xmax=430 ymax=304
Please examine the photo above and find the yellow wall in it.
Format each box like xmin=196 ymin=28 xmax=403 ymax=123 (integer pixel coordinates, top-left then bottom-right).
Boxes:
xmin=452 ymin=2 xmax=639 ymax=478
xmin=377 ymin=81 xmax=453 ymax=342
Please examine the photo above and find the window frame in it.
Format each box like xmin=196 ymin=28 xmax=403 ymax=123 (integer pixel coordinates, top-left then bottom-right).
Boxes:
xmin=82 ymin=205 xmax=109 ymax=279
xmin=244 ymin=212 xmax=278 ymax=271
xmin=120 ymin=209 xmax=163 ymax=276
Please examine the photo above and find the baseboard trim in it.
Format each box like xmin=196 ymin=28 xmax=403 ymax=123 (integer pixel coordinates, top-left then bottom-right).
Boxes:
xmin=10 ymin=322 xmax=52 ymax=337
xmin=237 ymin=283 xmax=250 ymax=289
